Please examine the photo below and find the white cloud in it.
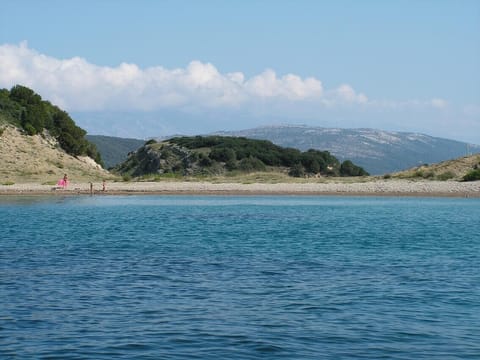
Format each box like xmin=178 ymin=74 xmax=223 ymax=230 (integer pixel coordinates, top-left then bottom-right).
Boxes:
xmin=0 ymin=42 xmax=451 ymax=114
xmin=245 ymin=69 xmax=323 ymax=100
xmin=0 ymin=42 xmax=325 ymax=111
xmin=430 ymin=98 xmax=448 ymax=109
xmin=333 ymin=84 xmax=368 ymax=104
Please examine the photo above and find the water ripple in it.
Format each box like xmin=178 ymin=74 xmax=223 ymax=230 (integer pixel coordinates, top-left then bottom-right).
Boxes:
xmin=1 ymin=196 xmax=479 ymax=359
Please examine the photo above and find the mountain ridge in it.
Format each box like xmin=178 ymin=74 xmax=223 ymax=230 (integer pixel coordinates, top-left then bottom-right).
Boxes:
xmin=87 ymin=125 xmax=480 ymax=175
xmin=213 ymin=125 xmax=480 ymax=175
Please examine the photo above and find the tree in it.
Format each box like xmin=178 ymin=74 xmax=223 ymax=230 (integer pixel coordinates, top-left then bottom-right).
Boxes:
xmin=238 ymin=157 xmax=266 ymax=172
xmin=209 ymin=147 xmax=236 ymax=162
xmin=289 ymin=163 xmax=305 ymax=177
xmin=340 ymin=160 xmax=369 ymax=176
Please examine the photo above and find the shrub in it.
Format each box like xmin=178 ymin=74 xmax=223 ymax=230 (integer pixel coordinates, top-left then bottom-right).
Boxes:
xmin=23 ymin=123 xmax=36 ymax=135
xmin=414 ymin=170 xmax=434 ymax=179
xmin=289 ymin=163 xmax=305 ymax=177
xmin=340 ymin=160 xmax=369 ymax=176
xmin=463 ymin=169 xmax=480 ymax=182
xmin=238 ymin=157 xmax=266 ymax=172
xmin=423 ymin=171 xmax=435 ymax=179
xmin=198 ymin=154 xmax=213 ymax=167
xmin=209 ymin=147 xmax=236 ymax=162
xmin=225 ymin=159 xmax=237 ymax=171
xmin=436 ymin=171 xmax=455 ymax=181
xmin=2 ymin=181 xmax=14 ymax=185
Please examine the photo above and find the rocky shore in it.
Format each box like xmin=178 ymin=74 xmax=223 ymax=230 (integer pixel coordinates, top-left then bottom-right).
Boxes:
xmin=1 ymin=179 xmax=479 ymax=197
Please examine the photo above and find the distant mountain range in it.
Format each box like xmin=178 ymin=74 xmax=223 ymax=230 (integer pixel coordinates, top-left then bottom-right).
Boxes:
xmin=214 ymin=126 xmax=480 ymax=175
xmin=87 ymin=125 xmax=480 ymax=175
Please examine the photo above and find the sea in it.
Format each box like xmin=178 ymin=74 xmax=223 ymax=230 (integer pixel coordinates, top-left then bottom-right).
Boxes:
xmin=1 ymin=195 xmax=479 ymax=359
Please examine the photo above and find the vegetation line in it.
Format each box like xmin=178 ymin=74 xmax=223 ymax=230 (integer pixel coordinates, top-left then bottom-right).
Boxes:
xmin=0 ymin=85 xmax=102 ymax=165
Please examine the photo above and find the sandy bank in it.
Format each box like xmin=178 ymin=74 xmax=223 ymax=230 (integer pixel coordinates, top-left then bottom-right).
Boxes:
xmin=1 ymin=179 xmax=479 ymax=197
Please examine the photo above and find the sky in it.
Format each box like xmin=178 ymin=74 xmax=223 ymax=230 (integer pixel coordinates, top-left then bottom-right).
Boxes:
xmin=1 ymin=0 xmax=479 ymax=143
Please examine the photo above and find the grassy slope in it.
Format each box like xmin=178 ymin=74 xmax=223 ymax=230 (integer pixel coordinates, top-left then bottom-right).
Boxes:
xmin=391 ymin=153 xmax=480 ymax=180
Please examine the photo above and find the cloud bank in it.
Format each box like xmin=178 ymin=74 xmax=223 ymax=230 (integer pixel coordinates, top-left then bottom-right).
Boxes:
xmin=0 ymin=42 xmax=401 ymax=112
xmin=2 ymin=42 xmax=475 ymax=142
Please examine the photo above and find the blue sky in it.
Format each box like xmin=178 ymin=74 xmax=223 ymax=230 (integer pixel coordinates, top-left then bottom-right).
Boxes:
xmin=1 ymin=0 xmax=479 ymax=142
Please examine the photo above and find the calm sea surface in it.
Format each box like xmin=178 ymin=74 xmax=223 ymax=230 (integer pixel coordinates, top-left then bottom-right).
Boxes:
xmin=1 ymin=195 xmax=479 ymax=359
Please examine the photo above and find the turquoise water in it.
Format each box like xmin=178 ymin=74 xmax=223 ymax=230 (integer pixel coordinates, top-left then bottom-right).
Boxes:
xmin=1 ymin=195 xmax=479 ymax=359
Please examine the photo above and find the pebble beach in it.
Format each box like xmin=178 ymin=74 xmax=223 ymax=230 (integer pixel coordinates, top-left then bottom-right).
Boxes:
xmin=1 ymin=179 xmax=479 ymax=197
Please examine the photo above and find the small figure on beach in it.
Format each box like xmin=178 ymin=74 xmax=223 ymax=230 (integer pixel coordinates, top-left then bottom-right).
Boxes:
xmin=102 ymin=179 xmax=106 ymax=192
xmin=89 ymin=182 xmax=94 ymax=195
xmin=57 ymin=173 xmax=69 ymax=189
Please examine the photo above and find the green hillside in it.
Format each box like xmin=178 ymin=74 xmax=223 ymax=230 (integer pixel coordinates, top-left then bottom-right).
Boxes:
xmin=86 ymin=135 xmax=144 ymax=169
xmin=0 ymin=85 xmax=102 ymax=165
xmin=115 ymin=135 xmax=369 ymax=178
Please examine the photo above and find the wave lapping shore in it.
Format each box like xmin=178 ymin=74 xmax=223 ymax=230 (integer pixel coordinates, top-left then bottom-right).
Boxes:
xmin=1 ymin=180 xmax=479 ymax=197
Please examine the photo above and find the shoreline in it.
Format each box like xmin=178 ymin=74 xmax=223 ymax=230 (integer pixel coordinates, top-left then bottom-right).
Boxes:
xmin=1 ymin=180 xmax=479 ymax=198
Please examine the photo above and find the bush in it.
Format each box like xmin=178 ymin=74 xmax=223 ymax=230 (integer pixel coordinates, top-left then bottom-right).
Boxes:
xmin=463 ymin=169 xmax=480 ymax=182
xmin=414 ymin=170 xmax=434 ymax=179
xmin=238 ymin=157 xmax=266 ymax=172
xmin=209 ymin=147 xmax=236 ymax=162
xmin=23 ymin=123 xmax=36 ymax=135
xmin=436 ymin=171 xmax=455 ymax=181
xmin=423 ymin=171 xmax=435 ymax=179
xmin=340 ymin=160 xmax=369 ymax=176
xmin=199 ymin=154 xmax=213 ymax=167
xmin=301 ymin=156 xmax=321 ymax=174
xmin=289 ymin=163 xmax=305 ymax=177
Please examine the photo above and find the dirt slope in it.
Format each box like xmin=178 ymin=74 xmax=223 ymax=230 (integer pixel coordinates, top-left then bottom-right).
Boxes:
xmin=0 ymin=125 xmax=113 ymax=184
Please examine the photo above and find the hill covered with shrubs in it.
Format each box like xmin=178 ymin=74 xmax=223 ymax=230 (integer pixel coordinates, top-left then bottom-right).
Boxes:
xmin=390 ymin=153 xmax=480 ymax=182
xmin=0 ymin=85 xmax=102 ymax=165
xmin=115 ymin=135 xmax=369 ymax=178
